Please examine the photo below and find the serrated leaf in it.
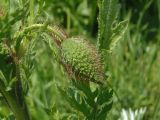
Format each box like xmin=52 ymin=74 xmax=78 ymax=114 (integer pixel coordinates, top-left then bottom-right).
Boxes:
xmin=97 ymin=0 xmax=120 ymax=50
xmin=96 ymin=89 xmax=113 ymax=119
xmin=97 ymin=88 xmax=113 ymax=105
xmin=109 ymin=20 xmax=128 ymax=52
xmin=72 ymin=80 xmax=95 ymax=107
xmin=97 ymin=101 xmax=113 ymax=119
xmin=57 ymin=85 xmax=90 ymax=116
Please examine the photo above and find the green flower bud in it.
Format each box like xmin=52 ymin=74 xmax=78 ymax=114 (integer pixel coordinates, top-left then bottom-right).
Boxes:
xmin=61 ymin=37 xmax=104 ymax=84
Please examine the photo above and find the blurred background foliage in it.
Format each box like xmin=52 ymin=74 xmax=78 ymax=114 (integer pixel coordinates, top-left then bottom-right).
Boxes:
xmin=0 ymin=0 xmax=160 ymax=120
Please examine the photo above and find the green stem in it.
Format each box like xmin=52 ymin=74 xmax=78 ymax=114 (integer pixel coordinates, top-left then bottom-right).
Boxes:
xmin=14 ymin=24 xmax=66 ymax=42
xmin=66 ymin=8 xmax=71 ymax=33
xmin=10 ymin=23 xmax=67 ymax=119
xmin=0 ymin=81 xmax=28 ymax=120
xmin=29 ymin=0 xmax=34 ymax=24
xmin=1 ymin=24 xmax=66 ymax=119
xmin=1 ymin=43 xmax=31 ymax=120
xmin=14 ymin=57 xmax=31 ymax=120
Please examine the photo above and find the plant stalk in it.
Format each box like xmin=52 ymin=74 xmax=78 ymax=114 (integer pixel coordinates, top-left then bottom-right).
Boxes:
xmin=14 ymin=54 xmax=31 ymax=120
xmin=0 ymin=81 xmax=29 ymax=120
xmin=14 ymin=24 xmax=67 ymax=42
xmin=0 ymin=42 xmax=31 ymax=120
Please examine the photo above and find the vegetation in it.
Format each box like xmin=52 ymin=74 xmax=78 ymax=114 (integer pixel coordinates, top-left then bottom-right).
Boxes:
xmin=0 ymin=0 xmax=160 ymax=120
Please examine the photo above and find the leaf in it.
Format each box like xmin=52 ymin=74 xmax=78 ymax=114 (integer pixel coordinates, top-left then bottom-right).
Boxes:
xmin=97 ymin=101 xmax=113 ymax=120
xmin=68 ymin=90 xmax=90 ymax=116
xmin=57 ymin=85 xmax=90 ymax=116
xmin=97 ymin=88 xmax=113 ymax=105
xmin=109 ymin=20 xmax=128 ymax=52
xmin=0 ymin=1 xmax=29 ymax=38
xmin=97 ymin=0 xmax=120 ymax=50
xmin=0 ymin=71 xmax=7 ymax=85
xmin=95 ymin=88 xmax=113 ymax=120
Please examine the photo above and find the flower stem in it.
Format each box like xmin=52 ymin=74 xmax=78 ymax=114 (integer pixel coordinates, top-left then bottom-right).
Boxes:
xmin=0 ymin=42 xmax=31 ymax=120
xmin=0 ymin=81 xmax=30 ymax=120
xmin=14 ymin=24 xmax=67 ymax=44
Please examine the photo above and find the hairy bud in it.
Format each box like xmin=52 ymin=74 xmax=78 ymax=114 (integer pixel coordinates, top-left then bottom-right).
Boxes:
xmin=61 ymin=37 xmax=105 ymax=84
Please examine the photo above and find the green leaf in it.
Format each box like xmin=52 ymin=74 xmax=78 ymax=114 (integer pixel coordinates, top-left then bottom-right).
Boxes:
xmin=57 ymin=84 xmax=90 ymax=116
xmin=109 ymin=20 xmax=128 ymax=52
xmin=97 ymin=88 xmax=113 ymax=105
xmin=97 ymin=0 xmax=120 ymax=50
xmin=0 ymin=71 xmax=7 ymax=85
xmin=96 ymin=89 xmax=113 ymax=119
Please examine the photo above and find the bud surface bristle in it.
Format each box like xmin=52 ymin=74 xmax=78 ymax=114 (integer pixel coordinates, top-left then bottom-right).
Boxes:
xmin=61 ymin=37 xmax=104 ymax=84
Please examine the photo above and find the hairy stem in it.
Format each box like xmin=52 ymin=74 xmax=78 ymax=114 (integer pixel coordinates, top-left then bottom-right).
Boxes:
xmin=0 ymin=81 xmax=29 ymax=120
xmin=14 ymin=24 xmax=66 ymax=42
xmin=14 ymin=56 xmax=31 ymax=120
xmin=1 ymin=42 xmax=31 ymax=120
xmin=9 ymin=23 xmax=66 ymax=119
